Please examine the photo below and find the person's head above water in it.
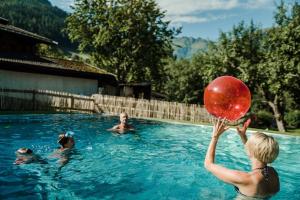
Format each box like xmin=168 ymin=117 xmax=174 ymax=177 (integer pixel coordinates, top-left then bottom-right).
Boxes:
xmin=119 ymin=112 xmax=129 ymax=125
xmin=16 ymin=147 xmax=33 ymax=155
xmin=245 ymin=132 xmax=279 ymax=164
xmin=108 ymin=112 xmax=134 ymax=133
xmin=14 ymin=147 xmax=34 ymax=165
xmin=58 ymin=131 xmax=75 ymax=149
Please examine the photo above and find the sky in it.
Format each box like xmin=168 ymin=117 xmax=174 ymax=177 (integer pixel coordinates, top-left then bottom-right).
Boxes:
xmin=48 ymin=0 xmax=298 ymax=41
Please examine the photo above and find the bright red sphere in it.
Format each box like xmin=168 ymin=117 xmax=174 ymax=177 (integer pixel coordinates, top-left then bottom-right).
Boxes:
xmin=204 ymin=76 xmax=251 ymax=121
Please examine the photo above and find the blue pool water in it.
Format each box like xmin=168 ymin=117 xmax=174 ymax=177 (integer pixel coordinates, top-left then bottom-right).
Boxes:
xmin=0 ymin=114 xmax=299 ymax=200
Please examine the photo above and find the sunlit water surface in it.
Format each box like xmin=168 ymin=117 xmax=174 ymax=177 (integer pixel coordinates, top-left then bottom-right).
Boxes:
xmin=0 ymin=114 xmax=299 ymax=200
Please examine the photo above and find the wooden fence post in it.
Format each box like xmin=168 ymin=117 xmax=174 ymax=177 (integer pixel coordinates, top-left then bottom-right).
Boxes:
xmin=32 ymin=90 xmax=36 ymax=111
xmin=71 ymin=96 xmax=74 ymax=111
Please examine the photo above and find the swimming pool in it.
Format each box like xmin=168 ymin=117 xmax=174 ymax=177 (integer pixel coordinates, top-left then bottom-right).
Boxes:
xmin=0 ymin=114 xmax=299 ymax=200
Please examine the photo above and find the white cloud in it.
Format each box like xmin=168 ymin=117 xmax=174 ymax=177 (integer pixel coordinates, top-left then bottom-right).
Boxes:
xmin=156 ymin=0 xmax=273 ymax=24
xmin=243 ymin=0 xmax=273 ymax=9
xmin=157 ymin=0 xmax=239 ymax=15
xmin=166 ymin=16 xmax=208 ymax=23
xmin=165 ymin=14 xmax=233 ymax=25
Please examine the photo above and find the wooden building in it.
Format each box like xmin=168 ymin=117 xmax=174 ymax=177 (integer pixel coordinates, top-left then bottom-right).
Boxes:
xmin=0 ymin=17 xmax=118 ymax=96
xmin=119 ymin=82 xmax=151 ymax=99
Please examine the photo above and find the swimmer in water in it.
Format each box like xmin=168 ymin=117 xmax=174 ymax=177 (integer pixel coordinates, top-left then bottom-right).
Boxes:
xmin=52 ymin=131 xmax=75 ymax=166
xmin=108 ymin=112 xmax=134 ymax=134
xmin=204 ymin=118 xmax=280 ymax=199
xmin=14 ymin=148 xmax=46 ymax=165
xmin=57 ymin=131 xmax=75 ymax=151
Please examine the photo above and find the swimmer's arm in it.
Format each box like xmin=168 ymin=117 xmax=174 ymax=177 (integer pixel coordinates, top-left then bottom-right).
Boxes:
xmin=128 ymin=125 xmax=135 ymax=130
xmin=107 ymin=125 xmax=120 ymax=131
xmin=205 ymin=162 xmax=250 ymax=186
xmin=204 ymin=118 xmax=229 ymax=166
xmin=239 ymin=134 xmax=248 ymax=144
xmin=204 ymin=137 xmax=250 ymax=186
xmin=48 ymin=149 xmax=62 ymax=158
xmin=236 ymin=119 xmax=251 ymax=145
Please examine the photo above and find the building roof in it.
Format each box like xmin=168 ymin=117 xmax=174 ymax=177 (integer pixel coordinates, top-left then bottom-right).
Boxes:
xmin=0 ymin=17 xmax=57 ymax=45
xmin=0 ymin=55 xmax=118 ymax=85
xmin=119 ymin=82 xmax=151 ymax=87
xmin=44 ymin=57 xmax=112 ymax=75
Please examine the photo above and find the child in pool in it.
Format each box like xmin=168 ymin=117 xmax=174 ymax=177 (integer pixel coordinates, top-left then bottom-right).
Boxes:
xmin=52 ymin=131 xmax=75 ymax=166
xmin=204 ymin=118 xmax=280 ymax=199
xmin=14 ymin=148 xmax=46 ymax=165
xmin=109 ymin=112 xmax=134 ymax=133
xmin=57 ymin=131 xmax=75 ymax=151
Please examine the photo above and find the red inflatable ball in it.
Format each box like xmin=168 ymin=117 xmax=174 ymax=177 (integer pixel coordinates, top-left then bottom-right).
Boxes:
xmin=204 ymin=76 xmax=251 ymax=121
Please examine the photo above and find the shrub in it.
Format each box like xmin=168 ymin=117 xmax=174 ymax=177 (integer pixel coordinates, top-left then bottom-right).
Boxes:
xmin=251 ymin=110 xmax=275 ymax=129
xmin=285 ymin=110 xmax=300 ymax=128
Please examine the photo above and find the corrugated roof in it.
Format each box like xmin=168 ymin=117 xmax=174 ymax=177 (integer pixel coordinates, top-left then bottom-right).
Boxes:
xmin=44 ymin=57 xmax=112 ymax=75
xmin=0 ymin=17 xmax=9 ymax=25
xmin=119 ymin=82 xmax=151 ymax=86
xmin=0 ymin=55 xmax=114 ymax=76
xmin=0 ymin=23 xmax=57 ymax=45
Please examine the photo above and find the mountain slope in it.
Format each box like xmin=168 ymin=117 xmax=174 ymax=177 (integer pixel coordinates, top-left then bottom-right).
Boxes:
xmin=0 ymin=0 xmax=71 ymax=47
xmin=173 ymin=37 xmax=209 ymax=59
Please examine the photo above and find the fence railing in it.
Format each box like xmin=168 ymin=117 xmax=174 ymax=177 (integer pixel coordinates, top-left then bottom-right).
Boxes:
xmin=0 ymin=88 xmax=95 ymax=113
xmin=92 ymin=94 xmax=211 ymax=123
xmin=0 ymin=89 xmax=211 ymax=123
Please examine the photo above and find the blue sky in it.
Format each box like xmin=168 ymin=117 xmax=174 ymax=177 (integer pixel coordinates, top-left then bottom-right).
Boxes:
xmin=48 ymin=0 xmax=298 ymax=41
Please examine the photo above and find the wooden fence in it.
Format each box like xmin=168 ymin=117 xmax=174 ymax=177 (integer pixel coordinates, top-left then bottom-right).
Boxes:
xmin=0 ymin=89 xmax=211 ymax=123
xmin=0 ymin=88 xmax=95 ymax=113
xmin=92 ymin=94 xmax=211 ymax=123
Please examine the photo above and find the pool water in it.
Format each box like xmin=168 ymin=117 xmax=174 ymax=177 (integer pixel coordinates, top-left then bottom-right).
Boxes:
xmin=0 ymin=114 xmax=299 ymax=200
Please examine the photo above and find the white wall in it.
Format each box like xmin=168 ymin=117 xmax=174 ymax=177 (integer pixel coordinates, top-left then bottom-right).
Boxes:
xmin=0 ymin=69 xmax=98 ymax=95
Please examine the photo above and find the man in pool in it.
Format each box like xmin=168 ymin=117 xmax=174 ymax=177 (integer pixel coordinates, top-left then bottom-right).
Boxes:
xmin=204 ymin=118 xmax=280 ymax=199
xmin=109 ymin=112 xmax=134 ymax=133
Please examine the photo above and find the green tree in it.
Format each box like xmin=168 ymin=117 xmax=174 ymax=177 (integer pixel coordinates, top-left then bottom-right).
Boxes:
xmin=66 ymin=0 xmax=179 ymax=90
xmin=164 ymin=58 xmax=204 ymax=103
xmin=255 ymin=2 xmax=300 ymax=132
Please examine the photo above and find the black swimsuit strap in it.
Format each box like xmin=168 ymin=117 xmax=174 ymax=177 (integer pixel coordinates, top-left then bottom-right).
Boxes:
xmin=254 ymin=166 xmax=269 ymax=181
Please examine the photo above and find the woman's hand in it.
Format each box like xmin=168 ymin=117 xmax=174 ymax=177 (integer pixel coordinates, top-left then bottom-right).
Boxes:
xmin=212 ymin=118 xmax=229 ymax=139
xmin=236 ymin=118 xmax=251 ymax=144
xmin=205 ymin=117 xmax=229 ymax=169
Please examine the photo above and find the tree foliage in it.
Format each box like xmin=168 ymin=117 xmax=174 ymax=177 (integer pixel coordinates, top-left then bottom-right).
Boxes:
xmin=66 ymin=0 xmax=180 ymax=89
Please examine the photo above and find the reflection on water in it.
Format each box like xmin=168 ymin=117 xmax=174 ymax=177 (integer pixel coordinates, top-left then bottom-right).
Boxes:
xmin=0 ymin=114 xmax=299 ymax=199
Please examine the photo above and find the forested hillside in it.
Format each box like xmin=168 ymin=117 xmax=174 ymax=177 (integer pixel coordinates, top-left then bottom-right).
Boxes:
xmin=0 ymin=0 xmax=72 ymax=47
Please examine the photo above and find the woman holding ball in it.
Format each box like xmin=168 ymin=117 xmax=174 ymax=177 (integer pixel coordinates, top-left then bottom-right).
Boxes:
xmin=204 ymin=118 xmax=280 ymax=199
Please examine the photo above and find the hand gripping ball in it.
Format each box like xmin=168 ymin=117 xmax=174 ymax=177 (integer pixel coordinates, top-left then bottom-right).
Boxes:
xmin=204 ymin=76 xmax=251 ymax=121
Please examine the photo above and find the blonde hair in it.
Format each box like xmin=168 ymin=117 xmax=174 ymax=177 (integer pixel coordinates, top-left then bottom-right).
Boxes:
xmin=120 ymin=112 xmax=128 ymax=117
xmin=245 ymin=132 xmax=279 ymax=163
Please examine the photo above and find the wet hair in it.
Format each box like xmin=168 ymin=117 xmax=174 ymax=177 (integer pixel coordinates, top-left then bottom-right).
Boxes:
xmin=120 ymin=112 xmax=128 ymax=118
xmin=246 ymin=132 xmax=279 ymax=163
xmin=17 ymin=148 xmax=33 ymax=154
xmin=58 ymin=133 xmax=69 ymax=146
